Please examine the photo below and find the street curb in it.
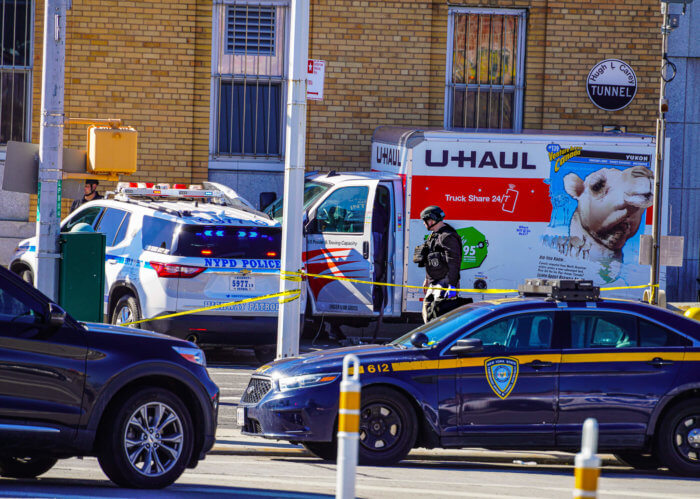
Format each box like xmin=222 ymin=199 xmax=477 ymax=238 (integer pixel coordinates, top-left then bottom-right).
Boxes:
xmin=209 ymin=444 xmax=621 ymax=466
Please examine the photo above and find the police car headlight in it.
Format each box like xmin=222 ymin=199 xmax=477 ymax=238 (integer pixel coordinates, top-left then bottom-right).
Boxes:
xmin=173 ymin=346 xmax=206 ymax=367
xmin=278 ymin=373 xmax=339 ymax=392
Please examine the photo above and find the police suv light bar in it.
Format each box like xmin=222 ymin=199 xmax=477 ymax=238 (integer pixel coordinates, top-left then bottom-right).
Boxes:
xmin=518 ymin=279 xmax=600 ymax=302
xmin=116 ymin=182 xmax=222 ymax=199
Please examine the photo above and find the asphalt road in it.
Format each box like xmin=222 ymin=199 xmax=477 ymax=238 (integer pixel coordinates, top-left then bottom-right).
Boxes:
xmin=2 ymin=453 xmax=699 ymax=498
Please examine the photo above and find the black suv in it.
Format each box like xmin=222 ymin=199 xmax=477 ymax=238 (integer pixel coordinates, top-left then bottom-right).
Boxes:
xmin=0 ymin=265 xmax=219 ymax=488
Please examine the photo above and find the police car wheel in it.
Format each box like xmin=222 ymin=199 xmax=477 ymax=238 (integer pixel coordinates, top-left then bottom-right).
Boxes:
xmin=614 ymin=452 xmax=660 ymax=470
xmin=358 ymin=387 xmax=417 ymax=466
xmin=657 ymin=400 xmax=700 ymax=476
xmin=112 ymin=295 xmax=141 ymax=328
xmin=302 ymin=441 xmax=337 ymax=461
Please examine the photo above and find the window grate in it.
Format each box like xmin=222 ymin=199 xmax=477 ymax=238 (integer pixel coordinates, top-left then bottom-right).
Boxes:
xmin=214 ymin=2 xmax=288 ymax=159
xmin=1 ymin=0 xmax=32 ymax=144
xmin=226 ymin=5 xmax=276 ymax=55
xmin=446 ymin=9 xmax=525 ymax=132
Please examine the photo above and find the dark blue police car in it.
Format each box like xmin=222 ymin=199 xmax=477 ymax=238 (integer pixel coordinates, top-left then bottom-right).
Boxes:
xmin=238 ymin=280 xmax=700 ymax=475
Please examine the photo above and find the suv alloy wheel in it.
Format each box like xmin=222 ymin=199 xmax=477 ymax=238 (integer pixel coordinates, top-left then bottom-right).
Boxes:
xmin=98 ymin=387 xmax=194 ymax=488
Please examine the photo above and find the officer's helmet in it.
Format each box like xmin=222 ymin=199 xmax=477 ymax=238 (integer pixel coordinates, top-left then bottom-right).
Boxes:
xmin=420 ymin=205 xmax=445 ymax=223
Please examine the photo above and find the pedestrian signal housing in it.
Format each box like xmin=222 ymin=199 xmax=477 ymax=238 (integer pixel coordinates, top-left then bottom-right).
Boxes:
xmin=88 ymin=126 xmax=137 ymax=174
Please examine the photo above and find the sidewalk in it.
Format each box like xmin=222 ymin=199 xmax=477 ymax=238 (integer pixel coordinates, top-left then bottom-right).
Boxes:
xmin=210 ymin=428 xmax=621 ymax=467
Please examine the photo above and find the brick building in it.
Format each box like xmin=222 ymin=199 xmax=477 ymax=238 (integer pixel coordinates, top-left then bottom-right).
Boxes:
xmin=0 ymin=0 xmax=697 ymax=299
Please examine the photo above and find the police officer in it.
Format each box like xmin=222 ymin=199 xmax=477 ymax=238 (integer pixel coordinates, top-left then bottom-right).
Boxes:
xmin=414 ymin=205 xmax=462 ymax=322
xmin=70 ymin=179 xmax=103 ymax=213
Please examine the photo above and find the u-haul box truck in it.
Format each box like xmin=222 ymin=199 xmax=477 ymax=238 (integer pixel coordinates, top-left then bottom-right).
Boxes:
xmin=266 ymin=127 xmax=668 ymax=322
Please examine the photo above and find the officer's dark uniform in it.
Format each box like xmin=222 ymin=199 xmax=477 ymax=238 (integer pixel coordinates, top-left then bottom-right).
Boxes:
xmin=423 ymin=224 xmax=462 ymax=288
xmin=414 ymin=205 xmax=464 ymax=322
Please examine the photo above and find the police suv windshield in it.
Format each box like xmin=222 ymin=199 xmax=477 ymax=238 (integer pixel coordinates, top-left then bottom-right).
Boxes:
xmin=390 ymin=304 xmax=493 ymax=349
xmin=265 ymin=180 xmax=331 ymax=222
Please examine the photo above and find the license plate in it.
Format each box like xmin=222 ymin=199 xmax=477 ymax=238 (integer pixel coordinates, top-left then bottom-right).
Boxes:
xmin=230 ymin=276 xmax=255 ymax=292
xmin=236 ymin=407 xmax=246 ymax=426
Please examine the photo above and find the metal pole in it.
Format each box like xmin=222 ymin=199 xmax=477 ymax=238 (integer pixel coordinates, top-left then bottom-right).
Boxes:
xmin=276 ymin=0 xmax=309 ymax=358
xmin=35 ymin=0 xmax=67 ymax=300
xmin=336 ymin=354 xmax=360 ymax=499
xmin=648 ymin=3 xmax=671 ymax=305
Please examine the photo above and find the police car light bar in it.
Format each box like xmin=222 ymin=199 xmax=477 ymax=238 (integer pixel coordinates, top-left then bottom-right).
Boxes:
xmin=518 ymin=279 xmax=600 ymax=301
xmin=116 ymin=182 xmax=223 ymax=199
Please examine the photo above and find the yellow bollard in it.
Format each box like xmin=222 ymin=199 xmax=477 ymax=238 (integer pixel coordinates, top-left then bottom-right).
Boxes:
xmin=574 ymin=418 xmax=601 ymax=499
xmin=336 ymin=354 xmax=360 ymax=499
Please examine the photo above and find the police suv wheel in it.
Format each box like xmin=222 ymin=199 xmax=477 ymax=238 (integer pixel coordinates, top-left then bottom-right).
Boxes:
xmin=112 ymin=295 xmax=141 ymax=328
xmin=657 ymin=400 xmax=700 ymax=476
xmin=97 ymin=387 xmax=194 ymax=488
xmin=358 ymin=387 xmax=417 ymax=466
xmin=20 ymin=269 xmax=33 ymax=284
xmin=0 ymin=456 xmax=57 ymax=478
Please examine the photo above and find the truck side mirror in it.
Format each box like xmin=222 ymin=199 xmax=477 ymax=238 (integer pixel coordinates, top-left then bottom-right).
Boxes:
xmin=449 ymin=338 xmax=483 ymax=356
xmin=305 ymin=218 xmax=318 ymax=234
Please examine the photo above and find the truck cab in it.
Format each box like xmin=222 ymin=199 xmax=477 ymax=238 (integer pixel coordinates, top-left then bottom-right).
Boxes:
xmin=266 ymin=172 xmax=406 ymax=322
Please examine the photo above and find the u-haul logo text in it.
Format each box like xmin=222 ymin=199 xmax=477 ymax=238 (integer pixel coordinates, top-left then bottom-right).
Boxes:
xmin=375 ymin=146 xmax=402 ymax=167
xmin=425 ymin=150 xmax=536 ymax=169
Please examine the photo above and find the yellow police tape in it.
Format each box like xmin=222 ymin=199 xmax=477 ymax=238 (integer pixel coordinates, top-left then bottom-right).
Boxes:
xmin=122 ymin=289 xmax=300 ymax=326
xmin=121 ymin=270 xmax=659 ymax=327
xmin=282 ymin=270 xmax=658 ymax=295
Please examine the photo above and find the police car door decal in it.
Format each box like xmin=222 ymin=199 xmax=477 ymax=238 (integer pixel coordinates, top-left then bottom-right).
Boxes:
xmin=485 ymin=357 xmax=519 ymax=399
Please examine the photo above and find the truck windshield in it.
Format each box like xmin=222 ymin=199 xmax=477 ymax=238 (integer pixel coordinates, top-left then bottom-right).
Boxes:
xmin=390 ymin=305 xmax=493 ymax=349
xmin=264 ymin=180 xmax=331 ymax=222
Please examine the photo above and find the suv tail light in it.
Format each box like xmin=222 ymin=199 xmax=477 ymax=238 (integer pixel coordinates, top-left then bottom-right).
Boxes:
xmin=150 ymin=261 xmax=206 ymax=278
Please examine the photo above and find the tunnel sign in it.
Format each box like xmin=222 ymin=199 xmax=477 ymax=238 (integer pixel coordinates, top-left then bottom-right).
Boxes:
xmin=586 ymin=59 xmax=637 ymax=111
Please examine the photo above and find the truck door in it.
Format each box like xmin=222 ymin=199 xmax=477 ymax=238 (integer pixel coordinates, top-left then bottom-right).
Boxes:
xmin=306 ymin=181 xmax=378 ymax=316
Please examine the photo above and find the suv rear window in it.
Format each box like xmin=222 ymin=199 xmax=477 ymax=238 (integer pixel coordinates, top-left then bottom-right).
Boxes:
xmin=141 ymin=216 xmax=281 ymax=258
xmin=175 ymin=225 xmax=281 ymax=258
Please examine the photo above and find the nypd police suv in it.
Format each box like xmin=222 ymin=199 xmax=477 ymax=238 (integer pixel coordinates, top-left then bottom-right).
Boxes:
xmin=238 ymin=279 xmax=700 ymax=475
xmin=10 ymin=182 xmax=282 ymax=362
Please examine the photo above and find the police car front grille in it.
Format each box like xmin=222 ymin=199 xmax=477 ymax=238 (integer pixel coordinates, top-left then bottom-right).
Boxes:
xmin=241 ymin=377 xmax=272 ymax=404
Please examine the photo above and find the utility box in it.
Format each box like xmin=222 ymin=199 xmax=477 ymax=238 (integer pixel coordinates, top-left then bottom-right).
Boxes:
xmin=88 ymin=126 xmax=138 ymax=174
xmin=59 ymin=232 xmax=106 ymax=323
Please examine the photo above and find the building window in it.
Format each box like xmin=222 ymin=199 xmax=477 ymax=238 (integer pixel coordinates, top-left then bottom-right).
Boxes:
xmin=213 ymin=1 xmax=288 ymax=160
xmin=1 ymin=0 xmax=32 ymax=144
xmin=445 ymin=8 xmax=526 ymax=131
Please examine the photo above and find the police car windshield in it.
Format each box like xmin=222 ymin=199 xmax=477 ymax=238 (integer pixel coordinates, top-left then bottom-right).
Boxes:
xmin=265 ymin=181 xmax=331 ymax=222
xmin=390 ymin=304 xmax=493 ymax=349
